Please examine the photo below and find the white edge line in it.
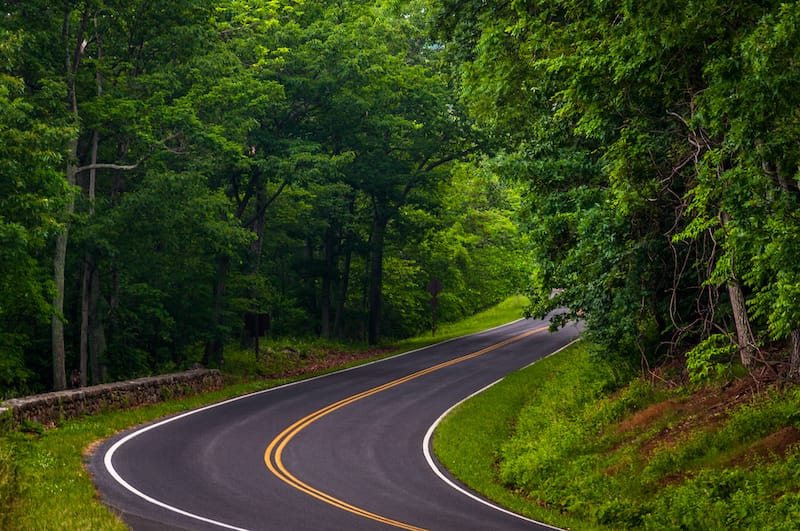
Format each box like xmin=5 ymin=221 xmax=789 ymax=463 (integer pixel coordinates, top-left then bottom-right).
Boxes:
xmin=102 ymin=318 xmax=533 ymax=530
xmin=104 ymin=416 xmax=250 ymax=531
xmin=422 ymin=338 xmax=580 ymax=531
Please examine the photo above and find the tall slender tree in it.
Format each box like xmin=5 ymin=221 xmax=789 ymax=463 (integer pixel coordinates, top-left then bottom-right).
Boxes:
xmin=0 ymin=25 xmax=72 ymax=394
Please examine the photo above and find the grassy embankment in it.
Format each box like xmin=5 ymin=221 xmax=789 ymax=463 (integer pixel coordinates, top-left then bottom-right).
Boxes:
xmin=434 ymin=341 xmax=800 ymax=530
xmin=0 ymin=296 xmax=528 ymax=530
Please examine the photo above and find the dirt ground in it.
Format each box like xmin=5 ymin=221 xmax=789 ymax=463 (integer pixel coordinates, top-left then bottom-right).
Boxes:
xmin=275 ymin=347 xmax=397 ymax=378
xmin=614 ymin=350 xmax=800 ymax=469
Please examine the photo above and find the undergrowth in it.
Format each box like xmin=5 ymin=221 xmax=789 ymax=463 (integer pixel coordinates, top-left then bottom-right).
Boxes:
xmin=0 ymin=435 xmax=15 ymax=529
xmin=438 ymin=341 xmax=800 ymax=529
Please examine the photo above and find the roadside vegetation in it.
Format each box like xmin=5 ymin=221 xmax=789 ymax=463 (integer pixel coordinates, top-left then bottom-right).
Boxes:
xmin=434 ymin=341 xmax=800 ymax=530
xmin=0 ymin=297 xmax=527 ymax=530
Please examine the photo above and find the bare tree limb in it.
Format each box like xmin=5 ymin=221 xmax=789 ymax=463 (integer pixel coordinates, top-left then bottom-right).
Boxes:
xmin=75 ymin=133 xmax=183 ymax=174
xmin=75 ymin=162 xmax=141 ymax=173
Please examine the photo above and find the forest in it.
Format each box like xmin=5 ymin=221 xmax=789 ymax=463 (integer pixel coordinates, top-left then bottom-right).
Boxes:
xmin=1 ymin=0 xmax=530 ymax=396
xmin=3 ymin=0 xmax=800 ymax=397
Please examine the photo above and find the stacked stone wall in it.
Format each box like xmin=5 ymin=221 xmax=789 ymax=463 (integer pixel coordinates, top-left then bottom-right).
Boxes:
xmin=0 ymin=369 xmax=223 ymax=428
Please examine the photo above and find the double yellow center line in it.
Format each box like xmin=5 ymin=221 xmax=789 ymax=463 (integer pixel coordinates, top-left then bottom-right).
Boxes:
xmin=264 ymin=325 xmax=548 ymax=530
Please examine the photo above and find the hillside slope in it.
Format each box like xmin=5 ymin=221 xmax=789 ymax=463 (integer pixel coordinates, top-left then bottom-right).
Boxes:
xmin=434 ymin=342 xmax=800 ymax=530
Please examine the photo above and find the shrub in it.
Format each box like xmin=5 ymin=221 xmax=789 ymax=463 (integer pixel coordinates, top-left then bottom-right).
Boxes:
xmin=686 ymin=334 xmax=736 ymax=384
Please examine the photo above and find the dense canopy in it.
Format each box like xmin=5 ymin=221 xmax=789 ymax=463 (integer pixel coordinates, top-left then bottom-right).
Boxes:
xmin=0 ymin=0 xmax=528 ymax=395
xmin=2 ymin=0 xmax=800 ymax=395
xmin=436 ymin=0 xmax=800 ymax=378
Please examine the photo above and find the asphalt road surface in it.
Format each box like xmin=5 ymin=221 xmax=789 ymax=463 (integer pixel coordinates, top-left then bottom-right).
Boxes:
xmin=90 ymin=317 xmax=580 ymax=530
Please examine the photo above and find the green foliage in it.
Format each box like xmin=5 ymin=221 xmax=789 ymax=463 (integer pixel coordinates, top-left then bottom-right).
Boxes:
xmin=0 ymin=0 xmax=525 ymax=389
xmin=433 ymin=342 xmax=597 ymax=530
xmin=387 ymin=161 xmax=532 ymax=337
xmin=643 ymin=454 xmax=800 ymax=530
xmin=0 ymin=25 xmax=72 ymax=394
xmin=434 ymin=341 xmax=639 ymax=529
xmin=686 ymin=334 xmax=737 ymax=384
xmin=435 ymin=0 xmax=800 ymax=371
xmin=381 ymin=256 xmax=428 ymax=338
xmin=496 ymin=345 xmax=640 ymax=503
xmin=96 ymin=171 xmax=253 ymax=377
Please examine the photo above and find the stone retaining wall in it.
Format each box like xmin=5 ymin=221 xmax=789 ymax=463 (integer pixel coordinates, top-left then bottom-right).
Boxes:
xmin=0 ymin=369 xmax=223 ymax=428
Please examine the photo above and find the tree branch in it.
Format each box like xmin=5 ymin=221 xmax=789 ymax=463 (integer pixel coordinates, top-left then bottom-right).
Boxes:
xmin=75 ymin=162 xmax=140 ymax=174
xmin=243 ymin=178 xmax=289 ymax=229
xmin=74 ymin=133 xmax=182 ymax=174
xmin=419 ymin=144 xmax=479 ymax=173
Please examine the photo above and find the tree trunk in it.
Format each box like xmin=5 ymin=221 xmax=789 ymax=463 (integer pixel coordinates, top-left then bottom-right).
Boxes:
xmin=78 ymin=256 xmax=106 ymax=385
xmin=320 ymin=281 xmax=331 ymax=338
xmin=789 ymin=329 xmax=800 ymax=380
xmin=77 ymin=255 xmax=107 ymax=385
xmin=79 ymin=256 xmax=91 ymax=387
xmin=728 ymin=279 xmax=756 ymax=367
xmin=106 ymin=268 xmax=120 ymax=374
xmin=89 ymin=263 xmax=106 ymax=384
xmin=79 ymin=127 xmax=100 ymax=387
xmin=304 ymin=239 xmax=316 ymax=318
xmin=320 ymin=228 xmax=335 ymax=339
xmin=82 ymin=30 xmax=104 ymax=385
xmin=333 ymin=246 xmax=351 ymax=338
xmin=333 ymin=198 xmax=357 ymax=339
xmin=52 ymin=140 xmax=78 ymax=390
xmin=204 ymin=255 xmax=230 ymax=367
xmin=51 ymin=190 xmax=73 ymax=391
xmin=250 ymin=178 xmax=266 ymax=273
xmin=367 ymin=213 xmax=388 ymax=345
xmin=719 ymin=212 xmax=756 ymax=368
xmin=53 ymin=8 xmax=87 ymax=390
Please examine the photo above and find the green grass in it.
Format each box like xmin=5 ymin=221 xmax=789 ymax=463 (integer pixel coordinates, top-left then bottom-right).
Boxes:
xmin=0 ymin=295 xmax=529 ymax=530
xmin=393 ymin=294 xmax=530 ymax=352
xmin=433 ymin=341 xmax=607 ymax=531
xmin=434 ymin=340 xmax=800 ymax=530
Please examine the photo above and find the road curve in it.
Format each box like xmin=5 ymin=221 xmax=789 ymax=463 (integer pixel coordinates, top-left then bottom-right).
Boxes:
xmin=90 ymin=317 xmax=580 ymax=530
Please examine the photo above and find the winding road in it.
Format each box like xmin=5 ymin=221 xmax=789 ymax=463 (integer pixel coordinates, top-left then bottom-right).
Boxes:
xmin=90 ymin=317 xmax=580 ymax=530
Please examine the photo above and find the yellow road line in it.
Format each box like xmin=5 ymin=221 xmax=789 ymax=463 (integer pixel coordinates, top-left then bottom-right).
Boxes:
xmin=264 ymin=325 xmax=549 ymax=530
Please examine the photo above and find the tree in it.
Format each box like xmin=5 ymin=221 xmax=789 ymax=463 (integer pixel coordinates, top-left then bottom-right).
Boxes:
xmin=0 ymin=27 xmax=72 ymax=394
xmin=181 ymin=0 xmax=345 ymax=364
xmin=98 ymin=171 xmax=251 ymax=377
xmin=1 ymin=0 xmax=532 ymax=391
xmin=694 ymin=2 xmax=800 ymax=373
xmin=393 ymin=159 xmax=531 ymax=334
xmin=3 ymin=0 xmax=235 ymax=387
xmin=318 ymin=2 xmax=475 ymax=343
xmin=231 ymin=0 xmax=476 ymax=344
xmin=435 ymin=0 xmax=798 ymax=373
